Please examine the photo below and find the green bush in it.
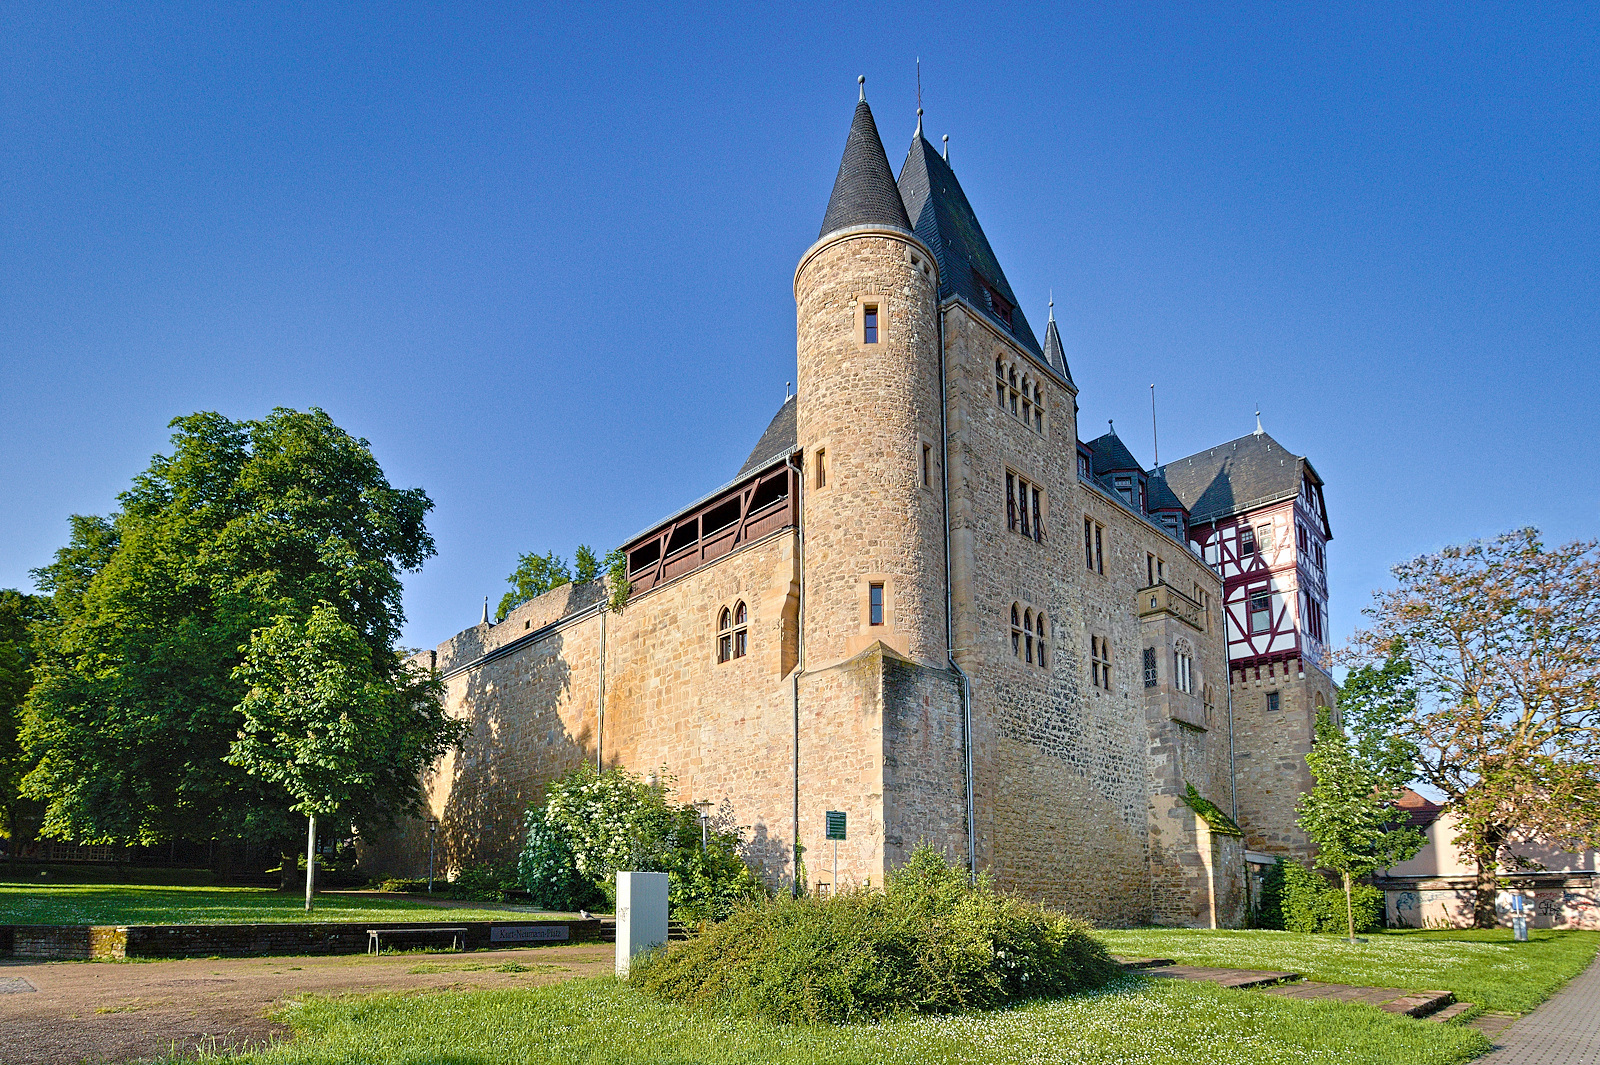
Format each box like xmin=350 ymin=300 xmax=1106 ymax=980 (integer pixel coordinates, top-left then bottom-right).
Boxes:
xmin=518 ymin=765 xmax=766 ymax=922
xmin=629 ymin=846 xmax=1120 ymax=1024
xmin=1258 ymin=859 xmax=1384 ymax=933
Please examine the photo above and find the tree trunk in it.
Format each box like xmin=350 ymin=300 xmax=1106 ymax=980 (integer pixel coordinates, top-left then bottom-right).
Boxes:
xmin=1343 ymin=871 xmax=1356 ymax=942
xmin=278 ymin=842 xmax=300 ymax=892
xmin=1472 ymin=831 xmax=1503 ymax=929
xmin=304 ymin=813 xmax=317 ymax=912
xmin=211 ymin=839 xmax=235 ymax=885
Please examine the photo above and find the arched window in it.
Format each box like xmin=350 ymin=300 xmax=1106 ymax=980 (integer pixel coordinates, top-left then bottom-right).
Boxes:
xmin=717 ymin=608 xmax=732 ymax=663
xmin=1008 ymin=369 xmax=1019 ymax=414
xmin=1035 ymin=613 xmax=1048 ymax=669
xmin=1033 ymin=384 xmax=1044 ymax=432
xmin=1021 ymin=376 xmax=1033 ymax=427
xmin=1173 ymin=637 xmax=1194 ymax=693
xmin=1011 ymin=604 xmax=1022 ymax=657
xmin=1023 ymin=608 xmax=1034 ymax=663
xmin=995 ymin=358 xmax=1005 ymax=407
xmin=732 ymin=601 xmax=748 ymax=659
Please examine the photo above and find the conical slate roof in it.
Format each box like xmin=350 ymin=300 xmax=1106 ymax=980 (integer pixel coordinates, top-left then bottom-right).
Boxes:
xmin=1087 ymin=428 xmax=1144 ymax=476
xmin=1042 ymin=317 xmax=1074 ymax=384
xmin=897 ymin=133 xmax=1045 ymax=360
xmin=819 ymin=99 xmax=912 ymax=239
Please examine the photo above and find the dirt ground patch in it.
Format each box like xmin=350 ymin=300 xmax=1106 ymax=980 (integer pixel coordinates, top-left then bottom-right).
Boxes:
xmin=0 ymin=943 xmax=612 ymax=1063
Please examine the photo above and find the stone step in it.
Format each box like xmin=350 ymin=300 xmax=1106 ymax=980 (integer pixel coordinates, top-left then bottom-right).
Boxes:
xmin=1427 ymin=1002 xmax=1475 ymax=1024
xmin=1381 ymin=990 xmax=1455 ymax=1018
xmin=1112 ymin=956 xmax=1175 ymax=969
xmin=1148 ymin=964 xmax=1301 ymax=989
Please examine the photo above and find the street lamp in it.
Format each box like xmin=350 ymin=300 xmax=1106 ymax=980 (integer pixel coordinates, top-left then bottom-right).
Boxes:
xmin=426 ymin=819 xmax=439 ymax=894
xmin=691 ymin=800 xmax=712 ymax=851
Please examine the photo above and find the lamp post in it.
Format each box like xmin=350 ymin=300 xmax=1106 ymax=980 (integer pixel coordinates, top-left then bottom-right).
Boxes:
xmin=427 ymin=819 xmax=439 ymax=894
xmin=691 ymin=800 xmax=712 ymax=851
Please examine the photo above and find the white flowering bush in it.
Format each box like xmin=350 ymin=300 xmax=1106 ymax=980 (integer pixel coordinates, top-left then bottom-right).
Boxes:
xmin=629 ymin=845 xmax=1120 ymax=1024
xmin=518 ymin=764 xmax=765 ymax=921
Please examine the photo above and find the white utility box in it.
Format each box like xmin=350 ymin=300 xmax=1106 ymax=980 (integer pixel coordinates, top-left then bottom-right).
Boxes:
xmin=615 ymin=870 xmax=669 ymax=976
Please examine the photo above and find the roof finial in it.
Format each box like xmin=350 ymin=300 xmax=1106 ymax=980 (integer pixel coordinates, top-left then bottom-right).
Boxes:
xmin=916 ymin=58 xmax=923 ymax=136
xmin=942 ymin=133 xmax=949 ymax=160
xmin=1048 ymin=289 xmax=1054 ymax=322
xmin=785 ymin=381 xmax=792 ymax=401
xmin=1108 ymin=418 xmax=1115 ymax=434
xmin=481 ymin=596 xmax=491 ymax=626
xmin=1254 ymin=407 xmax=1263 ymax=435
xmin=858 ymin=74 xmax=865 ymax=101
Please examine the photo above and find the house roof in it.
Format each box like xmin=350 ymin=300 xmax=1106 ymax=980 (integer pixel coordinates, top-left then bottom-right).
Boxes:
xmin=1161 ymin=429 xmax=1326 ymax=531
xmin=1086 ymin=428 xmax=1145 ymax=476
xmin=1397 ymin=788 xmax=1444 ymax=832
xmin=1042 ymin=316 xmax=1074 ymax=384
xmin=819 ymin=98 xmax=912 ymax=239
xmin=737 ymin=395 xmax=798 ymax=478
xmin=897 ymin=132 xmax=1046 ymax=361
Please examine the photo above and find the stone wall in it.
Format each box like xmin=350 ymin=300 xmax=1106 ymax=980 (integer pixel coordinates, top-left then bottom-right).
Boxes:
xmin=1229 ymin=656 xmax=1334 ymax=858
xmin=0 ymin=921 xmax=601 ymax=960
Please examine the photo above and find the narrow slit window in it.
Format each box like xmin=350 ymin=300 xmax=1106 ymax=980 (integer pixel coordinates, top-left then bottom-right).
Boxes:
xmin=815 ymin=448 xmax=827 ymax=488
xmin=1035 ymin=613 xmax=1047 ymax=669
xmin=869 ymin=583 xmax=884 ymax=626
xmin=863 ymin=304 xmax=879 ymax=344
xmin=922 ymin=444 xmax=931 ymax=487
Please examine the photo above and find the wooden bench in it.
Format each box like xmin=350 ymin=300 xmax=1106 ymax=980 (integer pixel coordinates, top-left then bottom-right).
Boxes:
xmin=367 ymin=927 xmax=467 ymax=956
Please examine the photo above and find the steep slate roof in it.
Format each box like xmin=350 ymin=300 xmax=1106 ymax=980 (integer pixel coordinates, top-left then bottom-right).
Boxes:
xmin=819 ymin=99 xmax=912 ymax=239
xmin=1042 ymin=317 xmax=1074 ymax=384
xmin=736 ymin=396 xmax=797 ymax=478
xmin=1147 ymin=472 xmax=1187 ymax=514
xmin=1161 ymin=429 xmax=1322 ymax=528
xmin=1086 ymin=429 xmax=1145 ymax=476
xmin=897 ymin=133 xmax=1046 ymax=360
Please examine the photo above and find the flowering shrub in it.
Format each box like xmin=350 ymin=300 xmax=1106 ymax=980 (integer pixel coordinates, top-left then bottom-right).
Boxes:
xmin=628 ymin=846 xmax=1120 ymax=1024
xmin=517 ymin=764 xmax=765 ymax=922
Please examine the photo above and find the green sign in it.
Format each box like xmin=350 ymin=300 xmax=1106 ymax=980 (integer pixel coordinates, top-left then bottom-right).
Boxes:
xmin=825 ymin=810 xmax=846 ymax=841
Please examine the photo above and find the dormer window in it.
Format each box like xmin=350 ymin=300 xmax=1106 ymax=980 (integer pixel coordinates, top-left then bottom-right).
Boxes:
xmin=1113 ymin=475 xmax=1133 ymax=506
xmin=863 ymin=304 xmax=879 ymax=343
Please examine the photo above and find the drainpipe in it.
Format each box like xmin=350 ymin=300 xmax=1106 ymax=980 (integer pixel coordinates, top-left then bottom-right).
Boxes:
xmin=936 ymin=302 xmax=978 ymax=882
xmin=787 ymin=454 xmax=805 ymax=896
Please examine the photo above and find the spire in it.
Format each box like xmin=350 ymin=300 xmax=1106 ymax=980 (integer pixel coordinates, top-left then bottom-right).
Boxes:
xmin=481 ymin=596 xmax=491 ymax=626
xmin=818 ymin=79 xmax=912 ymax=239
xmin=1042 ymin=312 xmax=1075 ymax=385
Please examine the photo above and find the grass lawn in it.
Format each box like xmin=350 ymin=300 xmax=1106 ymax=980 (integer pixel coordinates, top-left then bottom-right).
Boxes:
xmin=0 ymin=883 xmax=574 ymax=926
xmin=1097 ymin=927 xmax=1600 ymax=1013
xmin=181 ymin=974 xmax=1489 ymax=1065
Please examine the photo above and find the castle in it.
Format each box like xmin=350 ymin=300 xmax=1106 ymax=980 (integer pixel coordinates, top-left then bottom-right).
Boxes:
xmin=366 ymin=87 xmax=1335 ymax=927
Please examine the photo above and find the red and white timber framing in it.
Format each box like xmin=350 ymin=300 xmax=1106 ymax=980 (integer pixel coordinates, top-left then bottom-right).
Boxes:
xmin=1189 ymin=473 xmax=1331 ymax=679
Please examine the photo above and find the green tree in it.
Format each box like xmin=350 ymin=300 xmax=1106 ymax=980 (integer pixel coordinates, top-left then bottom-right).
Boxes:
xmin=1344 ymin=528 xmax=1600 ymax=926
xmin=1297 ymin=707 xmax=1424 ymax=940
xmin=22 ymin=408 xmax=439 ymax=877
xmin=573 ymin=545 xmax=599 ymax=585
xmin=228 ymin=601 xmax=463 ymax=907
xmin=0 ymin=589 xmax=46 ymax=843
xmin=497 ymin=551 xmax=571 ymax=620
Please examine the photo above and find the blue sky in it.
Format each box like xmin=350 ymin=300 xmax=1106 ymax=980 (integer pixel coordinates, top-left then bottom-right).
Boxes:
xmin=3 ymin=2 xmax=1596 ymax=652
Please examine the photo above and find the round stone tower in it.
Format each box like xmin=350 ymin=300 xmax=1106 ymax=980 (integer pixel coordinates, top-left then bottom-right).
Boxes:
xmin=794 ymin=88 xmax=946 ymax=669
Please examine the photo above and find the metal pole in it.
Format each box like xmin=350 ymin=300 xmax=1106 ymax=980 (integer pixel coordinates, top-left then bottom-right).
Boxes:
xmin=833 ymin=839 xmax=838 ymax=895
xmin=428 ymin=823 xmax=436 ymax=893
xmin=304 ymin=813 xmax=316 ymax=912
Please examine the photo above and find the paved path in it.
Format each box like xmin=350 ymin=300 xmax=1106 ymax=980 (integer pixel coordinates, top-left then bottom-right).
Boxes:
xmin=1127 ymin=958 xmax=1454 ymax=1017
xmin=1473 ymin=953 xmax=1600 ymax=1065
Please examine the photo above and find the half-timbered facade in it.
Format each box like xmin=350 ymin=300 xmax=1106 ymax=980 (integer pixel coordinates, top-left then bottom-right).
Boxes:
xmin=366 ymin=87 xmax=1332 ymax=923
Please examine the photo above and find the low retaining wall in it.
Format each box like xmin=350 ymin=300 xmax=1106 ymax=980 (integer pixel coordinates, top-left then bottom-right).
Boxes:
xmin=1376 ymin=873 xmax=1599 ymax=930
xmin=0 ymin=919 xmax=602 ymax=960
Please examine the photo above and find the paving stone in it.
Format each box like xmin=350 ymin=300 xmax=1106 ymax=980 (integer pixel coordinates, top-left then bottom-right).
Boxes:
xmin=1113 ymin=956 xmax=1175 ymax=969
xmin=1428 ymin=1002 xmax=1475 ymax=1024
xmin=0 ymin=978 xmax=36 ymax=994
xmin=1146 ymin=965 xmax=1299 ymax=989
xmin=1474 ymin=954 xmax=1600 ymax=1065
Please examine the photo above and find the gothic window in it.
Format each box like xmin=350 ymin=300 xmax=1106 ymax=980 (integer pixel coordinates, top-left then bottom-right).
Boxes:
xmin=733 ymin=600 xmax=748 ymax=658
xmin=1174 ymin=638 xmax=1194 ymax=693
xmin=1009 ymin=369 xmax=1019 ymax=414
xmin=717 ymin=608 xmax=732 ymax=663
xmin=995 ymin=359 xmax=1006 ymax=407
xmin=1011 ymin=604 xmax=1022 ymax=657
xmin=863 ymin=304 xmax=879 ymax=344
xmin=1035 ymin=613 xmax=1047 ymax=669
xmin=1023 ymin=608 xmax=1034 ymax=663
xmin=869 ymin=584 xmax=884 ymax=626
xmin=1142 ymin=647 xmax=1157 ymax=688
xmin=1092 ymin=636 xmax=1112 ymax=690
xmin=1033 ymin=384 xmax=1044 ymax=432
xmin=1021 ymin=377 xmax=1032 ymax=426
xmin=1249 ymin=589 xmax=1272 ymax=634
